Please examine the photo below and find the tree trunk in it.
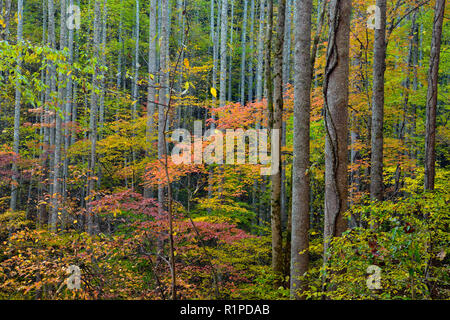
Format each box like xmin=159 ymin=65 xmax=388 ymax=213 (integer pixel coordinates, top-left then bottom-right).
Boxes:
xmin=0 ymin=0 xmax=12 ymax=41
xmin=323 ymin=0 xmax=351 ymax=269
xmin=370 ymin=0 xmax=386 ymax=202
xmin=247 ymin=0 xmax=255 ymax=102
xmin=240 ymin=0 xmax=248 ymax=105
xmin=145 ymin=0 xmax=157 ymax=198
xmin=10 ymin=0 xmax=23 ymax=212
xmin=424 ymin=0 xmax=445 ymax=191
xmin=219 ymin=0 xmax=228 ymax=107
xmin=49 ymin=0 xmax=67 ymax=231
xmin=87 ymin=0 xmax=101 ymax=235
xmin=256 ymin=0 xmax=265 ymax=102
xmin=270 ymin=0 xmax=285 ymax=285
xmin=228 ymin=0 xmax=235 ymax=102
xmin=290 ymin=0 xmax=312 ymax=299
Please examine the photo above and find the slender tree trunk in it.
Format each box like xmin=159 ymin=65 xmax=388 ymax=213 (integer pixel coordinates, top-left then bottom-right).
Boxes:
xmin=158 ymin=0 xmax=168 ymax=232
xmin=282 ymin=0 xmax=292 ymax=85
xmin=145 ymin=0 xmax=157 ymax=198
xmin=290 ymin=0 xmax=312 ymax=299
xmin=424 ymin=0 xmax=445 ymax=191
xmin=0 ymin=0 xmax=12 ymax=41
xmin=70 ymin=0 xmax=80 ymax=146
xmin=63 ymin=0 xmax=75 ymax=225
xmin=240 ymin=0 xmax=248 ymax=105
xmin=132 ymin=0 xmax=140 ymax=119
xmin=219 ymin=0 xmax=228 ymax=107
xmin=87 ymin=0 xmax=101 ymax=235
xmin=270 ymin=0 xmax=285 ymax=285
xmin=47 ymin=0 xmax=56 ymax=206
xmin=99 ymin=0 xmax=107 ymax=134
xmin=49 ymin=0 xmax=67 ymax=231
xmin=247 ymin=0 xmax=255 ymax=102
xmin=228 ymin=0 xmax=235 ymax=102
xmin=310 ymin=0 xmax=326 ymax=77
xmin=116 ymin=0 xmax=123 ymax=91
xmin=256 ymin=0 xmax=265 ymax=102
xmin=10 ymin=0 xmax=23 ymax=212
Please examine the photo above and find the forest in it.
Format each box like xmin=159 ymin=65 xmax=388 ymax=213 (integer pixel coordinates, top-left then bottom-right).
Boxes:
xmin=0 ymin=0 xmax=448 ymax=300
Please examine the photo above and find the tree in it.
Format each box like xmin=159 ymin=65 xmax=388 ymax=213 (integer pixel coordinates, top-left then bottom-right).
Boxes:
xmin=425 ymin=0 xmax=445 ymax=191
xmin=256 ymin=0 xmax=266 ymax=102
xmin=247 ymin=0 xmax=255 ymax=102
xmin=290 ymin=0 xmax=312 ymax=299
xmin=145 ymin=0 xmax=157 ymax=198
xmin=271 ymin=0 xmax=286 ymax=284
xmin=219 ymin=0 xmax=228 ymax=107
xmin=323 ymin=0 xmax=351 ymax=268
xmin=87 ymin=0 xmax=101 ymax=235
xmin=10 ymin=0 xmax=23 ymax=212
xmin=370 ymin=0 xmax=386 ymax=202
xmin=240 ymin=0 xmax=248 ymax=105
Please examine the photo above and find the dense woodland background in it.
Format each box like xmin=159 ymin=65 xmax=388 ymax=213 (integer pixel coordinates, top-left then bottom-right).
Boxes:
xmin=0 ymin=0 xmax=448 ymax=299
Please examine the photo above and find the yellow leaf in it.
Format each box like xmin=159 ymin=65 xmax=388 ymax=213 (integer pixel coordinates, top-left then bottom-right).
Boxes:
xmin=210 ymin=87 xmax=217 ymax=98
xmin=184 ymin=58 xmax=189 ymax=68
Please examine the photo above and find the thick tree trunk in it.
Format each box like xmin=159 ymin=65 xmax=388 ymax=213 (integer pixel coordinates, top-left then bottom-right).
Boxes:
xmin=290 ymin=0 xmax=312 ymax=299
xmin=424 ymin=0 xmax=445 ymax=191
xmin=323 ymin=0 xmax=351 ymax=267
xmin=370 ymin=0 xmax=386 ymax=202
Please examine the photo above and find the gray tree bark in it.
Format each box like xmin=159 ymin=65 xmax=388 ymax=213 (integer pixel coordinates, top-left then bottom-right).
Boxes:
xmin=424 ymin=0 xmax=445 ymax=190
xmin=271 ymin=0 xmax=285 ymax=285
xmin=370 ymin=0 xmax=386 ymax=202
xmin=240 ymin=0 xmax=248 ymax=105
xmin=256 ymin=0 xmax=265 ymax=102
xmin=87 ymin=0 xmax=101 ymax=235
xmin=323 ymin=0 xmax=351 ymax=268
xmin=247 ymin=0 xmax=255 ymax=102
xmin=290 ymin=0 xmax=312 ymax=299
xmin=145 ymin=0 xmax=157 ymax=198
xmin=10 ymin=0 xmax=24 ymax=212
xmin=132 ymin=0 xmax=140 ymax=120
xmin=49 ymin=0 xmax=67 ymax=231
xmin=219 ymin=0 xmax=228 ymax=107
